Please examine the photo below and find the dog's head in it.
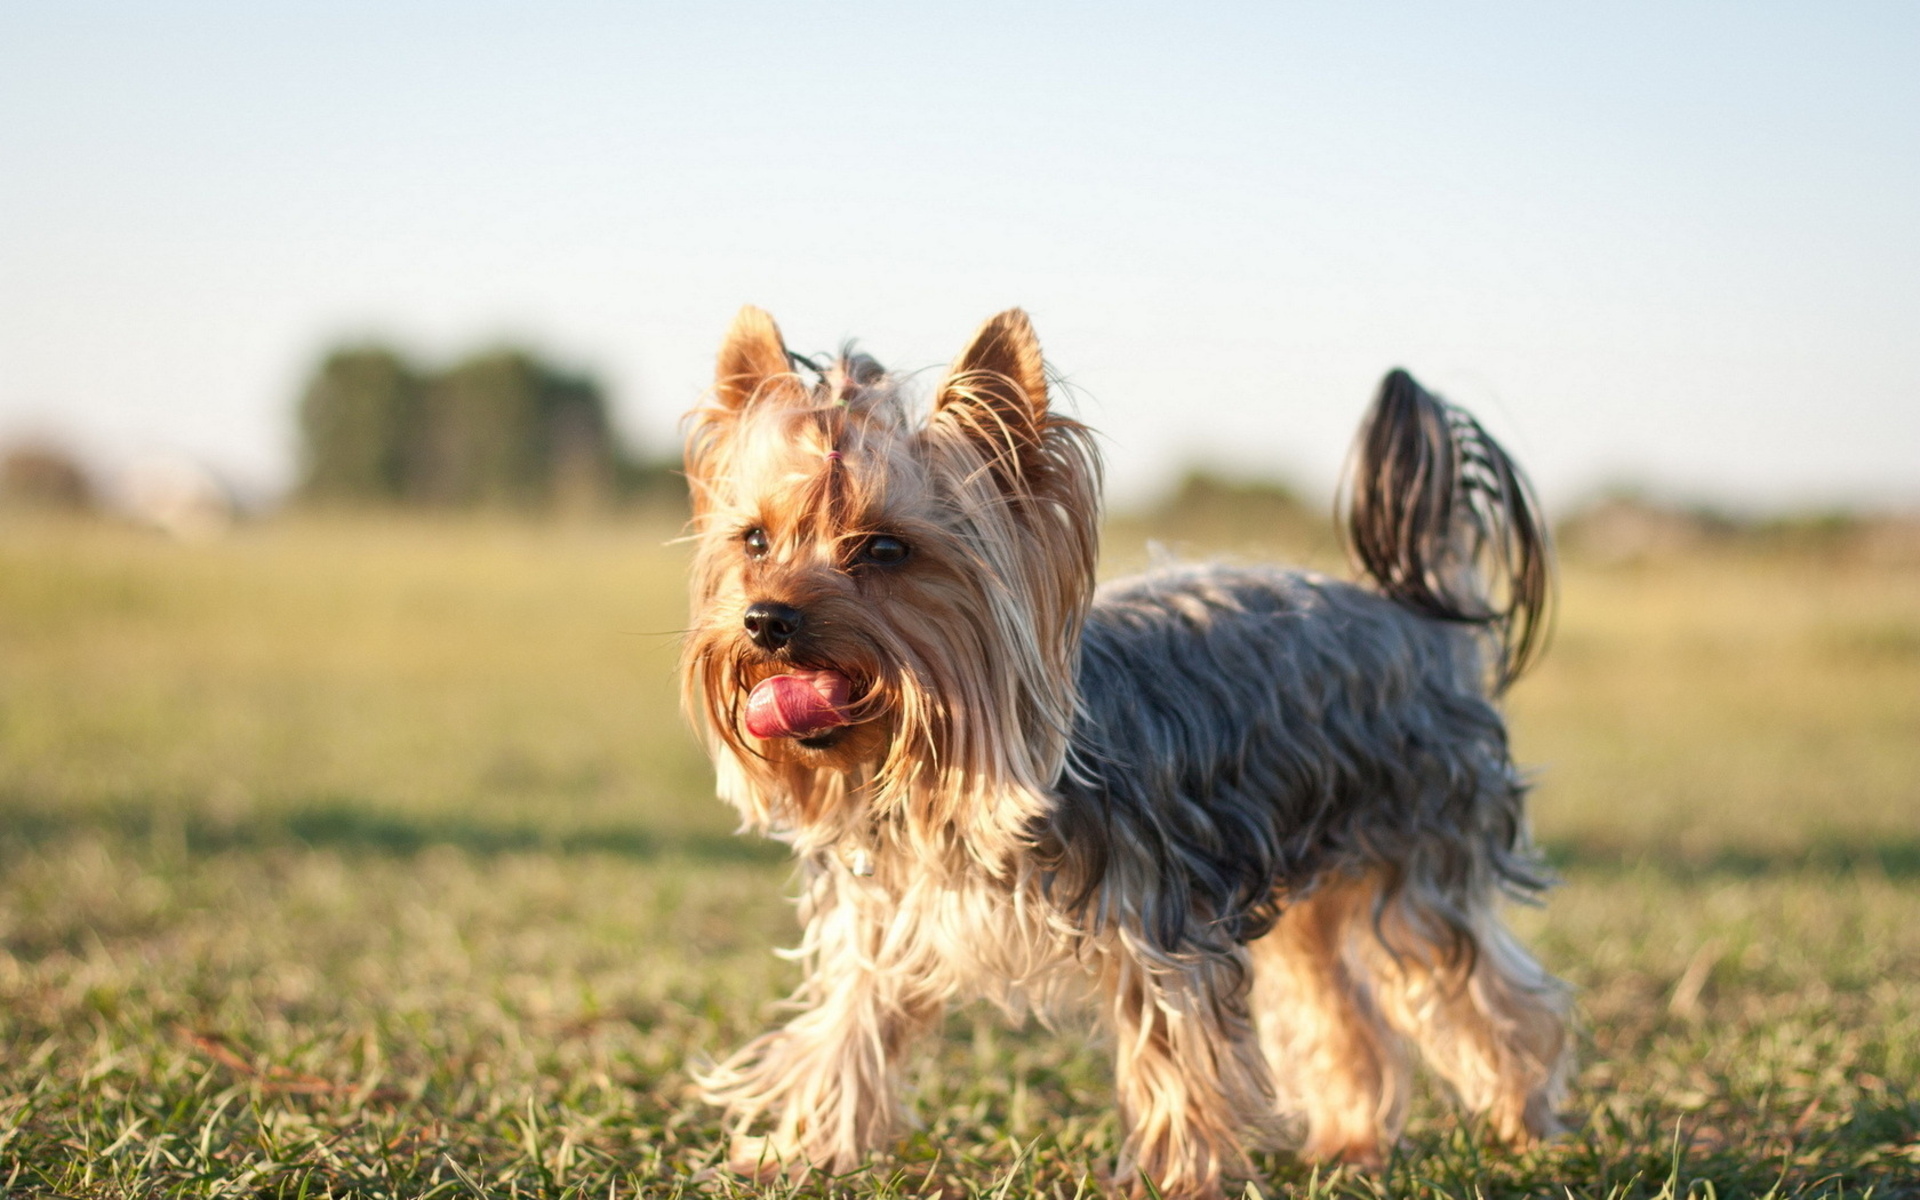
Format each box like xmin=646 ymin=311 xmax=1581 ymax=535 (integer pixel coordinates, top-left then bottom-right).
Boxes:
xmin=680 ymin=307 xmax=1099 ymax=844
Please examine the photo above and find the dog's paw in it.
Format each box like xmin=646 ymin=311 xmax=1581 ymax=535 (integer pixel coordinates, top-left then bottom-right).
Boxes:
xmin=1297 ymin=1134 xmax=1391 ymax=1172
xmin=725 ymin=1134 xmax=813 ymax=1184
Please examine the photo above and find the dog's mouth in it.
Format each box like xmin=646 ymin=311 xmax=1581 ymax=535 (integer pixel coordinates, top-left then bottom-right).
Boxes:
xmin=796 ymin=727 xmax=851 ymax=750
xmin=744 ymin=669 xmax=856 ymax=741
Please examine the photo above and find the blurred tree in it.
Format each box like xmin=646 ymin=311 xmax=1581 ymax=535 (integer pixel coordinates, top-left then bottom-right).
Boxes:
xmin=295 ymin=344 xmax=668 ymax=512
xmin=1153 ymin=468 xmax=1330 ymax=551
xmin=297 ymin=346 xmax=422 ymax=504
xmin=413 ymin=351 xmax=546 ymax=507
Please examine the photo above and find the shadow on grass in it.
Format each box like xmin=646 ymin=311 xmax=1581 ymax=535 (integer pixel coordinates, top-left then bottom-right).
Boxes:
xmin=1541 ymin=836 xmax=1920 ymax=880
xmin=0 ymin=795 xmax=787 ymax=865
xmin=4 ymin=795 xmax=1916 ymax=879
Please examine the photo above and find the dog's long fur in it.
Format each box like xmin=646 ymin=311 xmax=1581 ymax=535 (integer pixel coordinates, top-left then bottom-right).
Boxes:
xmin=681 ymin=307 xmax=1570 ymax=1197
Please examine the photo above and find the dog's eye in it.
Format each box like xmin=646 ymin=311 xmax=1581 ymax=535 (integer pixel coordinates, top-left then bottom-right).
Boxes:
xmin=858 ymin=535 xmax=910 ymax=566
xmin=742 ymin=528 xmax=770 ymax=559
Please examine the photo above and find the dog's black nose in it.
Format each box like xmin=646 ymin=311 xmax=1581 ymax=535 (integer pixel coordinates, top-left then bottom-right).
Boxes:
xmin=743 ymin=601 xmax=803 ymax=651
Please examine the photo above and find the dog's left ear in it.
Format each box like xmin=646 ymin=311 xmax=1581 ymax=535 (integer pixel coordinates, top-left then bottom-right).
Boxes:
xmin=932 ymin=309 xmax=1054 ymax=494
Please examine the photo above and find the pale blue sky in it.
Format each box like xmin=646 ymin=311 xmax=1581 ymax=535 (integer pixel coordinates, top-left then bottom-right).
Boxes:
xmin=3 ymin=2 xmax=1915 ymax=509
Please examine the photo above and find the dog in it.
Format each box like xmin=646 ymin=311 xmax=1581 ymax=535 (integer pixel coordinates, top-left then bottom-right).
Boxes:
xmin=680 ymin=307 xmax=1570 ymax=1197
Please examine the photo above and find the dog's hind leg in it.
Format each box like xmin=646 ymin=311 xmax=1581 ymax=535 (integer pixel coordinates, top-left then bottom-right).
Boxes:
xmin=1247 ymin=875 xmax=1410 ymax=1167
xmin=1356 ymin=878 xmax=1572 ymax=1147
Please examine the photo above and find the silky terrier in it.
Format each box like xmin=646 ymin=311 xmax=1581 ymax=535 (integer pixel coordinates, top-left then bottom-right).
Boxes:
xmin=680 ymin=307 xmax=1571 ymax=1197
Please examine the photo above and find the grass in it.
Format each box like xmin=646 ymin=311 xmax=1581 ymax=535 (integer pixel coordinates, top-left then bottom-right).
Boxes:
xmin=1 ymin=511 xmax=1916 ymax=1197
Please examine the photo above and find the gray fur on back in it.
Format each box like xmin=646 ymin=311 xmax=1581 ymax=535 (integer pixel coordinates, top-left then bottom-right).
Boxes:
xmin=1041 ymin=561 xmax=1548 ymax=962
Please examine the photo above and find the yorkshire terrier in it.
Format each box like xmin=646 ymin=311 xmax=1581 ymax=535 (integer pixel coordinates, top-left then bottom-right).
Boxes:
xmin=680 ymin=307 xmax=1570 ymax=1197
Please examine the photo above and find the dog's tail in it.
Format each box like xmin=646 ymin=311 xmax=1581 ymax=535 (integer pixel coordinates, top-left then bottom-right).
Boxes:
xmin=1344 ymin=369 xmax=1552 ymax=692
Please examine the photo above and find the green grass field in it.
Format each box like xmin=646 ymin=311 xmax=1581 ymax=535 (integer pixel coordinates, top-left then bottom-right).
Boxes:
xmin=1 ymin=512 xmax=1915 ymax=1198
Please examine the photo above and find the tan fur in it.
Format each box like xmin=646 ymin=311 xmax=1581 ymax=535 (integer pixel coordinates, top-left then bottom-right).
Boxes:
xmin=1249 ymin=872 xmax=1569 ymax=1164
xmin=1354 ymin=876 xmax=1571 ymax=1145
xmin=1248 ymin=878 xmax=1408 ymax=1165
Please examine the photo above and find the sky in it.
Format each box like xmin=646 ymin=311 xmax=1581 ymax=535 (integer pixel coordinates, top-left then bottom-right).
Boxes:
xmin=2 ymin=1 xmax=1916 ymax=511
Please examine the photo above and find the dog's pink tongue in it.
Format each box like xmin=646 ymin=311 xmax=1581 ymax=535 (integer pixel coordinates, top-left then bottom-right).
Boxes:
xmin=745 ymin=671 xmax=852 ymax=739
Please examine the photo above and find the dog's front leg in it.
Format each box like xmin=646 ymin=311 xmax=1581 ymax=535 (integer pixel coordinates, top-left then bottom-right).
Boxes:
xmin=700 ymin=864 xmax=942 ymax=1180
xmin=1104 ymin=947 xmax=1275 ymax=1200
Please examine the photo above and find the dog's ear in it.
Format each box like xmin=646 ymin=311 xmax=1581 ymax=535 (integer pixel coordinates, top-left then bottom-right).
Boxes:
xmin=932 ymin=309 xmax=1054 ymax=493
xmin=714 ymin=305 xmax=804 ymax=410
xmin=687 ymin=306 xmax=804 ymax=515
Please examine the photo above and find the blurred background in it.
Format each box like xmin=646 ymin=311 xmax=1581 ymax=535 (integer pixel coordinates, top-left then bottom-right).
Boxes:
xmin=1 ymin=4 xmax=1916 ymax=1193
xmin=2 ymin=0 xmax=1914 ymax=845
xmin=4 ymin=2 xmax=1917 ymax=515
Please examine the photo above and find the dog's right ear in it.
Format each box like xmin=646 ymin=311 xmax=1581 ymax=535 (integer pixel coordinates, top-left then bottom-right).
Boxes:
xmin=714 ymin=306 xmax=804 ymax=410
xmin=687 ymin=306 xmax=801 ymax=517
